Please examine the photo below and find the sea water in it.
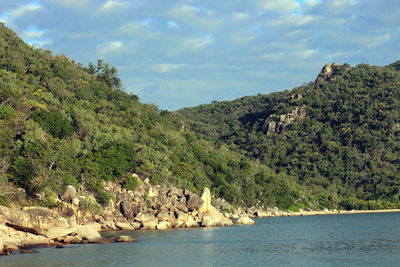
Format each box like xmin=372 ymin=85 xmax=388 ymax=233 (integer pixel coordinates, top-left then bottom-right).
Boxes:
xmin=1 ymin=212 xmax=400 ymax=266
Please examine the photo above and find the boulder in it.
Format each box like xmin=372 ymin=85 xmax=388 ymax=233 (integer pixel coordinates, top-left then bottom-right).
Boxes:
xmin=176 ymin=212 xmax=188 ymax=227
xmin=120 ymin=201 xmax=142 ymax=220
xmin=184 ymin=215 xmax=197 ymax=228
xmin=255 ymin=210 xmax=269 ymax=218
xmin=130 ymin=222 xmax=142 ymax=230
xmin=167 ymin=187 xmax=184 ymax=198
xmin=156 ymin=209 xmax=170 ymax=222
xmin=236 ymin=217 xmax=255 ymax=225
xmin=72 ymin=197 xmax=80 ymax=207
xmin=115 ymin=235 xmax=136 ymax=242
xmin=156 ymin=221 xmax=171 ymax=230
xmin=74 ymin=225 xmax=102 ymax=242
xmin=199 ymin=188 xmax=212 ymax=213
xmin=0 ymin=206 xmax=68 ymax=234
xmin=45 ymin=227 xmax=75 ymax=239
xmin=60 ymin=185 xmax=76 ymax=202
xmin=148 ymin=187 xmax=158 ymax=198
xmin=116 ymin=222 xmax=135 ymax=231
xmin=135 ymin=212 xmax=158 ymax=230
xmin=186 ymin=194 xmax=204 ymax=211
xmin=4 ymin=243 xmax=19 ymax=254
xmin=201 ymin=216 xmax=219 ymax=227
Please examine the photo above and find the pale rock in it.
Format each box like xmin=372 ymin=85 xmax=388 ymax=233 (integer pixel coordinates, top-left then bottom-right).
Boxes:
xmin=116 ymin=222 xmax=135 ymax=231
xmin=71 ymin=197 xmax=79 ymax=207
xmin=201 ymin=216 xmax=219 ymax=227
xmin=148 ymin=186 xmax=158 ymax=198
xmin=176 ymin=212 xmax=188 ymax=227
xmin=156 ymin=221 xmax=171 ymax=230
xmin=130 ymin=221 xmax=141 ymax=230
xmin=142 ymin=220 xmax=157 ymax=230
xmin=156 ymin=209 xmax=170 ymax=222
xmin=4 ymin=243 xmax=19 ymax=254
xmin=186 ymin=194 xmax=204 ymax=211
xmin=184 ymin=215 xmax=197 ymax=228
xmin=60 ymin=185 xmax=76 ymax=202
xmin=236 ymin=217 xmax=255 ymax=225
xmin=255 ymin=210 xmax=269 ymax=218
xmin=199 ymin=188 xmax=212 ymax=213
xmin=231 ymin=213 xmax=240 ymax=219
xmin=74 ymin=225 xmax=102 ymax=242
xmin=115 ymin=235 xmax=136 ymax=242
xmin=45 ymin=227 xmax=75 ymax=239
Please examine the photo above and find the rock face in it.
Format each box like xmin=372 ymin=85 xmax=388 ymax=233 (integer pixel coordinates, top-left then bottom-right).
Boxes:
xmin=314 ymin=62 xmax=341 ymax=84
xmin=120 ymin=201 xmax=142 ymax=220
xmin=198 ymin=188 xmax=212 ymax=213
xmin=267 ymin=106 xmax=306 ymax=135
xmin=186 ymin=194 xmax=205 ymax=211
xmin=60 ymin=185 xmax=76 ymax=202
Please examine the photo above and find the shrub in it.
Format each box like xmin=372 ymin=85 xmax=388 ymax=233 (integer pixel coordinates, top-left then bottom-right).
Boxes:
xmin=0 ymin=105 xmax=16 ymax=119
xmin=30 ymin=109 xmax=73 ymax=139
xmin=122 ymin=175 xmax=138 ymax=191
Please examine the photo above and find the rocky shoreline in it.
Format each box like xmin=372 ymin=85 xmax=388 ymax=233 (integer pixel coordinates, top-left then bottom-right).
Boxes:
xmin=0 ymin=177 xmax=257 ymax=256
xmin=3 ymin=176 xmax=398 ymax=256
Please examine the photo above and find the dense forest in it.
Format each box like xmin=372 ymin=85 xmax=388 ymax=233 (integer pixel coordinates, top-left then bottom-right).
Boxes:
xmin=0 ymin=24 xmax=307 ymax=211
xmin=178 ymin=60 xmax=400 ymax=210
xmin=1 ymin=23 xmax=399 ymax=212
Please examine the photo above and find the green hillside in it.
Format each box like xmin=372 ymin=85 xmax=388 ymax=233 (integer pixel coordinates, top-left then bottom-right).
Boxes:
xmin=0 ymin=23 xmax=308 ymax=210
xmin=178 ymin=61 xmax=400 ymax=210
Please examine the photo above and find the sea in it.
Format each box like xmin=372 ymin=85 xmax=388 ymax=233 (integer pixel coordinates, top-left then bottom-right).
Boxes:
xmin=1 ymin=212 xmax=400 ymax=267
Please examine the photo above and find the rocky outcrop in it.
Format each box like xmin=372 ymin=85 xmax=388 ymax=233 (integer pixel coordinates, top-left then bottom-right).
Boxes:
xmin=267 ymin=106 xmax=306 ymax=135
xmin=314 ymin=62 xmax=341 ymax=84
xmin=236 ymin=217 xmax=255 ymax=225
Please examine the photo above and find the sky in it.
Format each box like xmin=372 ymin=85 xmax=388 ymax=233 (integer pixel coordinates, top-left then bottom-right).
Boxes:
xmin=0 ymin=0 xmax=399 ymax=110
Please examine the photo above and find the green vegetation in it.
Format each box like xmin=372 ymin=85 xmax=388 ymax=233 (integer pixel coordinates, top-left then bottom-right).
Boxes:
xmin=0 ymin=23 xmax=305 ymax=210
xmin=1 ymin=23 xmax=399 ymax=211
xmin=178 ymin=61 xmax=400 ymax=210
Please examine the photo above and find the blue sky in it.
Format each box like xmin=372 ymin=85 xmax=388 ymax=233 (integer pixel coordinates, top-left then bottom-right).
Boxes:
xmin=0 ymin=0 xmax=399 ymax=110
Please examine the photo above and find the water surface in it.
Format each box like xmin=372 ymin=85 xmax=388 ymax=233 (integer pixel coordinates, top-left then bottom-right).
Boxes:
xmin=2 ymin=212 xmax=400 ymax=266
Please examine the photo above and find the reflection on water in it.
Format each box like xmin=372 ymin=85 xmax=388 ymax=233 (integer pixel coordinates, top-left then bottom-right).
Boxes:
xmin=2 ymin=213 xmax=400 ymax=267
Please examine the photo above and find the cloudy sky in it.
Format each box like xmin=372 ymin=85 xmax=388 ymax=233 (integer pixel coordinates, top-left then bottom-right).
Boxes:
xmin=0 ymin=1 xmax=399 ymax=110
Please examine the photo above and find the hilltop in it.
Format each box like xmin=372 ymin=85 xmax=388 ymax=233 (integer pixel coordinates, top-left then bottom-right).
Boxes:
xmin=178 ymin=60 xmax=400 ymax=210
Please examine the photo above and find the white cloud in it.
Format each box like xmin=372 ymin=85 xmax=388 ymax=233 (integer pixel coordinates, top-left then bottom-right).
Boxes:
xmin=7 ymin=2 xmax=42 ymax=22
xmin=259 ymin=0 xmax=300 ymax=12
xmin=27 ymin=39 xmax=52 ymax=48
xmin=184 ymin=36 xmax=213 ymax=50
xmin=44 ymin=0 xmax=89 ymax=9
xmin=331 ymin=0 xmax=359 ymax=8
xmin=269 ymin=14 xmax=315 ymax=26
xmin=153 ymin=64 xmax=185 ymax=73
xmin=99 ymin=0 xmax=129 ymax=13
xmin=353 ymin=33 xmax=391 ymax=48
xmin=97 ymin=41 xmax=124 ymax=55
xmin=233 ymin=12 xmax=249 ymax=20
xmin=169 ymin=5 xmax=201 ymax=19
xmin=23 ymin=29 xmax=45 ymax=39
xmin=118 ymin=22 xmax=162 ymax=39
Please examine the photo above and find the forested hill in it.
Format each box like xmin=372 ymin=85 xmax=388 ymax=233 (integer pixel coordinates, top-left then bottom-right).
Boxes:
xmin=178 ymin=61 xmax=400 ymax=210
xmin=0 ymin=23 xmax=311 ymax=210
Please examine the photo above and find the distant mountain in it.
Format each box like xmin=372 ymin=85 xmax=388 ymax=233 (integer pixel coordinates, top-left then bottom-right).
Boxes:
xmin=178 ymin=60 xmax=400 ymax=210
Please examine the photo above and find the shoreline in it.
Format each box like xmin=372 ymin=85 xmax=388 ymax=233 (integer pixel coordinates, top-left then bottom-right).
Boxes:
xmin=261 ymin=208 xmax=400 ymax=218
